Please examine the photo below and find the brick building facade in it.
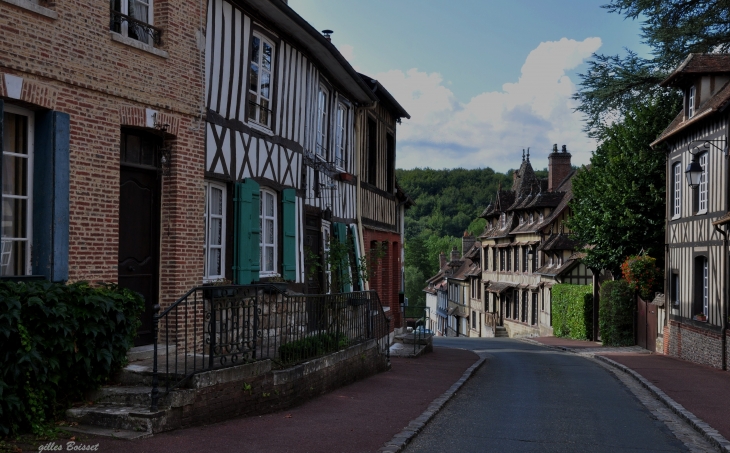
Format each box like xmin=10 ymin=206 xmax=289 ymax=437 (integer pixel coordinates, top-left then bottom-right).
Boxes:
xmin=1 ymin=0 xmax=206 ymax=343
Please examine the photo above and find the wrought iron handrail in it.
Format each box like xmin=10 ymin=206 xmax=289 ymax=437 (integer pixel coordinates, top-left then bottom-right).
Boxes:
xmin=150 ymin=286 xmax=390 ymax=411
xmin=109 ymin=10 xmax=163 ymax=45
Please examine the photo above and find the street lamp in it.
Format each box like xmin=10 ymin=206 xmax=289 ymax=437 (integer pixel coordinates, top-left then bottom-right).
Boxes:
xmin=685 ymin=139 xmax=727 ymax=189
xmin=685 ymin=158 xmax=703 ymax=189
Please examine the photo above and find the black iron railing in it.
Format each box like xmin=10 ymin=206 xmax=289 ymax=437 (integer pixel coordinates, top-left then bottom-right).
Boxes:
xmin=150 ymin=286 xmax=390 ymax=410
xmin=110 ymin=10 xmax=163 ymax=45
xmin=402 ymin=305 xmax=432 ymax=355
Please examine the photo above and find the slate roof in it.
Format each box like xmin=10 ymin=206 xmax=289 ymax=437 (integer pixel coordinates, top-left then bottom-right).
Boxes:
xmin=535 ymin=258 xmax=578 ymax=278
xmin=537 ymin=233 xmax=578 ymax=251
xmin=652 ymin=54 xmax=730 ymax=147
xmin=713 ymin=211 xmax=730 ymax=226
xmin=486 ymin=281 xmax=516 ymax=294
xmin=660 ymin=54 xmax=730 ymax=88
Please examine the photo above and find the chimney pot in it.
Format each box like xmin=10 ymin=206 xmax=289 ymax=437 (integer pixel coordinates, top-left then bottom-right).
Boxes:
xmin=322 ymin=29 xmax=333 ymax=42
xmin=439 ymin=252 xmax=446 ymax=270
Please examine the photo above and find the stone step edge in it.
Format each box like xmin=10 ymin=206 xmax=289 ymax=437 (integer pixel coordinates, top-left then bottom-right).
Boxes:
xmin=61 ymin=423 xmax=152 ymax=440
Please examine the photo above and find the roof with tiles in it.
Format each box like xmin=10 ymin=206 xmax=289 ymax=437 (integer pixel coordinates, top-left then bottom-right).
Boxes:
xmin=652 ymin=54 xmax=730 ymax=147
xmin=538 ymin=233 xmax=578 ymax=251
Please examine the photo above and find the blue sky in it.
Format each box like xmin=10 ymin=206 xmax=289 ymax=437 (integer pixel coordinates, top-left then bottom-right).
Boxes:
xmin=289 ymin=0 xmax=650 ymax=172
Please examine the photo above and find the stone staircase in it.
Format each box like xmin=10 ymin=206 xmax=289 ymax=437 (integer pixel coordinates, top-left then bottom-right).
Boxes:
xmin=494 ymin=326 xmax=509 ymax=338
xmin=63 ymin=345 xmax=183 ymax=439
xmin=389 ymin=330 xmax=433 ymax=357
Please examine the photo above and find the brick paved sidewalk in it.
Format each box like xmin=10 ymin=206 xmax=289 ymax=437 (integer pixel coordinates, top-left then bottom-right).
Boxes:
xmin=528 ymin=336 xmax=730 ymax=451
xmin=83 ymin=347 xmax=479 ymax=453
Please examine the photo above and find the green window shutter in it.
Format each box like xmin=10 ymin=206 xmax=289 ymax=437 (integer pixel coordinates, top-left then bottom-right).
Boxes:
xmin=334 ymin=222 xmax=351 ymax=293
xmin=281 ymin=188 xmax=296 ymax=281
xmin=233 ymin=179 xmax=260 ymax=284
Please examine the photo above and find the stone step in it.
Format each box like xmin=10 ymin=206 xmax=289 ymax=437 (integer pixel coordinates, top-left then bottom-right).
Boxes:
xmin=65 ymin=405 xmax=167 ymax=435
xmin=88 ymin=385 xmax=195 ymax=409
xmin=127 ymin=344 xmax=177 ymax=363
xmin=61 ymin=423 xmax=151 ymax=440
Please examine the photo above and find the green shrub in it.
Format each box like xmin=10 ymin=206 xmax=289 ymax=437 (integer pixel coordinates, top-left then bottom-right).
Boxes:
xmin=599 ymin=280 xmax=635 ymax=346
xmin=278 ymin=332 xmax=348 ymax=364
xmin=0 ymin=280 xmax=144 ymax=436
xmin=551 ymin=284 xmax=593 ymax=340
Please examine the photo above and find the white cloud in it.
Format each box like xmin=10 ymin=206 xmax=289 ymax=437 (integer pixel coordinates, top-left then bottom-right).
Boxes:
xmin=375 ymin=37 xmax=602 ymax=172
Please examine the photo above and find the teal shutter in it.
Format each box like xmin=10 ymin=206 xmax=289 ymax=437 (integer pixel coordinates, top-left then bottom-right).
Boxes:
xmin=32 ymin=110 xmax=70 ymax=281
xmin=333 ymin=222 xmax=351 ymax=293
xmin=281 ymin=188 xmax=296 ymax=281
xmin=233 ymin=179 xmax=260 ymax=284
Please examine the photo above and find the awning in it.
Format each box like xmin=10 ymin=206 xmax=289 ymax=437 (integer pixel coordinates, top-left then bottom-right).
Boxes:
xmin=486 ymin=282 xmax=516 ymax=294
xmin=447 ymin=306 xmax=459 ymax=316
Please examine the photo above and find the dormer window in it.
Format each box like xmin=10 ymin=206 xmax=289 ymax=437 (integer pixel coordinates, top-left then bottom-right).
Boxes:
xmin=519 ymin=214 xmax=524 ymax=225
xmin=500 ymin=213 xmax=506 ymax=228
xmin=688 ymin=85 xmax=696 ymax=118
xmin=529 ymin=212 xmax=534 ymax=224
xmin=539 ymin=212 xmax=544 ymax=223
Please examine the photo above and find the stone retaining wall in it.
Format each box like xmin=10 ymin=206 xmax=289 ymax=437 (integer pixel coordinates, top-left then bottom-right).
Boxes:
xmin=158 ymin=340 xmax=388 ymax=432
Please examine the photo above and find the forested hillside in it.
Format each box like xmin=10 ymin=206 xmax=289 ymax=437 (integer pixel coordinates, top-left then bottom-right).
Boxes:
xmin=397 ymin=167 xmax=548 ymax=307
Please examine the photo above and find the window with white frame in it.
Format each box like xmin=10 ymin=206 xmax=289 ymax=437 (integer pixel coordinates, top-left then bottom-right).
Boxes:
xmin=260 ymin=189 xmax=277 ymax=276
xmin=688 ymin=85 xmax=696 ymax=118
xmin=500 ymin=213 xmax=505 ymax=228
xmin=111 ymin=0 xmax=154 ymax=45
xmin=334 ymin=102 xmax=347 ymax=168
xmin=248 ymin=34 xmax=274 ymax=128
xmin=316 ymin=85 xmax=329 ymax=158
xmin=672 ymin=161 xmax=681 ymax=218
xmin=1 ymin=106 xmax=34 ymax=277
xmin=529 ymin=212 xmax=533 ymax=224
xmin=204 ymin=182 xmax=226 ymax=281
xmin=698 ymin=152 xmax=708 ymax=213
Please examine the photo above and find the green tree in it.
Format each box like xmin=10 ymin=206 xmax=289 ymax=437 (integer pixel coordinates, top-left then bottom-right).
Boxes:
xmin=568 ymin=94 xmax=680 ymax=274
xmin=404 ymin=266 xmax=426 ymax=308
xmin=575 ymin=0 xmax=730 ymax=138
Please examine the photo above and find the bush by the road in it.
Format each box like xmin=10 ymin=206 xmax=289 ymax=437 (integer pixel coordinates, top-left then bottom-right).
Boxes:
xmin=599 ymin=280 xmax=635 ymax=346
xmin=552 ymin=284 xmax=593 ymax=340
xmin=0 ymin=280 xmax=144 ymax=436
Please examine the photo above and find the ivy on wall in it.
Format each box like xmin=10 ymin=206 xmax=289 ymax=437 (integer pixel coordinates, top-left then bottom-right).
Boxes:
xmin=0 ymin=280 xmax=143 ymax=436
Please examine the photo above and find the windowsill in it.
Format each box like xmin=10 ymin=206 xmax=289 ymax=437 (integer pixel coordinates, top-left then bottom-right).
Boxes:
xmin=695 ymin=209 xmax=708 ymax=216
xmin=1 ymin=0 xmax=57 ymax=19
xmin=671 ymin=214 xmax=681 ymax=221
xmin=110 ymin=31 xmax=169 ymax=58
xmin=247 ymin=121 xmax=274 ymax=136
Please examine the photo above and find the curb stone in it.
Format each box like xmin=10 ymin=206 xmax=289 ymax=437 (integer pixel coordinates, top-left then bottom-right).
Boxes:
xmin=521 ymin=338 xmax=730 ymax=453
xmin=377 ymin=356 xmax=486 ymax=453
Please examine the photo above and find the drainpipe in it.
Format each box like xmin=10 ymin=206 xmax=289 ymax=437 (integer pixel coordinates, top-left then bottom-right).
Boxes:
xmin=714 ymin=222 xmax=728 ymax=371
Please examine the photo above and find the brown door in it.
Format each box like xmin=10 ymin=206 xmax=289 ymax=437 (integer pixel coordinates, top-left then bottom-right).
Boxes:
xmin=304 ymin=214 xmax=323 ymax=294
xmin=637 ymin=297 xmax=647 ymax=350
xmin=118 ymin=130 xmax=161 ymax=346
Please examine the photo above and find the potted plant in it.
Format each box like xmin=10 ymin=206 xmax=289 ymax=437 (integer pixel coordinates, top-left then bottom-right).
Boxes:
xmin=262 ymin=275 xmax=288 ymax=293
xmin=694 ymin=312 xmax=707 ymax=322
xmin=203 ymin=278 xmax=235 ymax=299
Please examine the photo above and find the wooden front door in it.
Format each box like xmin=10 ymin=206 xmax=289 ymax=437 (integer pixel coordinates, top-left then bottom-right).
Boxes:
xmin=118 ymin=130 xmax=161 ymax=346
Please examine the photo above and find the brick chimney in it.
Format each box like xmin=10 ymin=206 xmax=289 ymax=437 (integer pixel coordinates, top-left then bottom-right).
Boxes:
xmin=548 ymin=144 xmax=572 ymax=192
xmin=439 ymin=252 xmax=446 ymax=270
xmin=462 ymin=231 xmax=475 ymax=255
xmin=450 ymin=246 xmax=460 ymax=262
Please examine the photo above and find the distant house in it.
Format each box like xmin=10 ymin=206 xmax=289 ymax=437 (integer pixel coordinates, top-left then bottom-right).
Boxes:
xmin=479 ymin=147 xmax=590 ymax=337
xmin=650 ymin=53 xmax=730 ymax=369
xmin=424 ymin=252 xmax=448 ymax=335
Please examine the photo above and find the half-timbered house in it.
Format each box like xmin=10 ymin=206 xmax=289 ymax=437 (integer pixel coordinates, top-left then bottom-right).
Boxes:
xmin=651 ymin=53 xmax=730 ymax=370
xmin=356 ymin=75 xmax=411 ymax=327
xmin=203 ymin=0 xmax=385 ymax=294
xmin=479 ymin=147 xmax=586 ymax=337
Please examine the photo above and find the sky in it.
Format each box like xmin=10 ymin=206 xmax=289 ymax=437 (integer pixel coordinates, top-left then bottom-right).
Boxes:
xmin=288 ymin=0 xmax=651 ymax=172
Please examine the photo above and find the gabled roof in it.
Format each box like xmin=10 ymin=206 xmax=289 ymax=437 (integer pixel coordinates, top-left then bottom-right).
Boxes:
xmin=652 ymin=54 xmax=730 ymax=147
xmin=242 ymin=0 xmax=378 ymax=104
xmin=358 ymin=73 xmax=411 ymax=119
xmin=660 ymin=54 xmax=730 ymax=88
xmin=537 ymin=233 xmax=577 ymax=252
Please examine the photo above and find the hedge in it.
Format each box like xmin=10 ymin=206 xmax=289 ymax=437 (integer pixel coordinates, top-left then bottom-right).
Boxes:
xmin=599 ymin=280 xmax=635 ymax=346
xmin=552 ymin=284 xmax=593 ymax=340
xmin=0 ymin=280 xmax=144 ymax=436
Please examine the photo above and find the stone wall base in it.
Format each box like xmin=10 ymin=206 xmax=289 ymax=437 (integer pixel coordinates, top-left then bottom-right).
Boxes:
xmin=667 ymin=320 xmax=725 ymax=369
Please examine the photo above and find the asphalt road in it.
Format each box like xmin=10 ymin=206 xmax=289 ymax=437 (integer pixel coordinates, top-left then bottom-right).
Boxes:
xmin=404 ymin=337 xmax=689 ymax=453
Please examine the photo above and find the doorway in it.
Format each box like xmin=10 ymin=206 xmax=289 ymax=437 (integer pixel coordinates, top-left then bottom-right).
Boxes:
xmin=118 ymin=129 xmax=161 ymax=346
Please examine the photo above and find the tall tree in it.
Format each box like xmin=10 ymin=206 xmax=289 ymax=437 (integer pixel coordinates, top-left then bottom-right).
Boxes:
xmin=575 ymin=0 xmax=730 ymax=138
xmin=568 ymin=93 xmax=681 ymax=273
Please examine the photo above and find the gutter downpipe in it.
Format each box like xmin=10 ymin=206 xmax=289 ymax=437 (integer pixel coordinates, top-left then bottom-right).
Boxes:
xmin=355 ymin=101 xmax=378 ymax=291
xmin=715 ymin=222 xmax=728 ymax=370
